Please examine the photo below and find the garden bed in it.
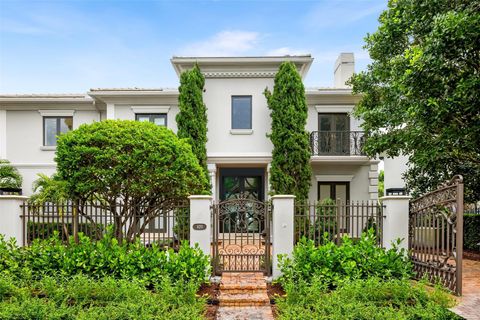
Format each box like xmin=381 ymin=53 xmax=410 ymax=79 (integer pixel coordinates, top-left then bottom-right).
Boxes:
xmin=197 ymin=282 xmax=219 ymax=320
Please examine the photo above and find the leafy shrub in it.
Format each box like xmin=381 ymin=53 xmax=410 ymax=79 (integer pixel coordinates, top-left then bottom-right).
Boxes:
xmin=0 ymin=231 xmax=210 ymax=288
xmin=0 ymin=159 xmax=22 ymax=190
xmin=0 ymin=273 xmax=205 ymax=320
xmin=276 ymin=277 xmax=459 ymax=320
xmin=279 ymin=230 xmax=411 ymax=288
xmin=311 ymin=198 xmax=338 ymax=243
xmin=464 ymin=214 xmax=480 ymax=252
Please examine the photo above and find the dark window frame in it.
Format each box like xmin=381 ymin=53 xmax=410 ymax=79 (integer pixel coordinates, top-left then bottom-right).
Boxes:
xmin=43 ymin=116 xmax=73 ymax=146
xmin=318 ymin=113 xmax=350 ymax=132
xmin=317 ymin=181 xmax=350 ymax=203
xmin=231 ymin=95 xmax=252 ymax=130
xmin=135 ymin=113 xmax=167 ymax=126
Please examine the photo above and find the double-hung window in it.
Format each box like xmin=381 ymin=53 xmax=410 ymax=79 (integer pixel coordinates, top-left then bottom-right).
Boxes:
xmin=43 ymin=117 xmax=73 ymax=146
xmin=231 ymin=96 xmax=252 ymax=130
xmin=135 ymin=114 xmax=167 ymax=126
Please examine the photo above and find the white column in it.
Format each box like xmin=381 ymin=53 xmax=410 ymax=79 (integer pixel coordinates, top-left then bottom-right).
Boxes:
xmin=266 ymin=163 xmax=272 ymax=200
xmin=207 ymin=163 xmax=216 ymax=200
xmin=0 ymin=110 xmax=7 ymax=159
xmin=380 ymin=195 xmax=411 ymax=250
xmin=188 ymin=195 xmax=212 ymax=257
xmin=272 ymin=195 xmax=295 ymax=279
xmin=106 ymin=103 xmax=115 ymax=119
xmin=0 ymin=196 xmax=29 ymax=245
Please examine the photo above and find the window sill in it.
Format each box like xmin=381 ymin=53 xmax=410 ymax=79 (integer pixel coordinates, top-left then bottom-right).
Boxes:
xmin=230 ymin=129 xmax=253 ymax=135
xmin=40 ymin=146 xmax=56 ymax=151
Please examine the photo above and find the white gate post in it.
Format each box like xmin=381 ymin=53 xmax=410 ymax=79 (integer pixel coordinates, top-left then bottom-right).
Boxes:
xmin=188 ymin=195 xmax=212 ymax=257
xmin=0 ymin=195 xmax=28 ymax=245
xmin=272 ymin=195 xmax=295 ymax=279
xmin=380 ymin=195 xmax=411 ymax=250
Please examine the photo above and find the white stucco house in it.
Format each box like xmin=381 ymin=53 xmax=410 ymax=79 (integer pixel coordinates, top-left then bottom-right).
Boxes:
xmin=0 ymin=53 xmax=387 ymax=203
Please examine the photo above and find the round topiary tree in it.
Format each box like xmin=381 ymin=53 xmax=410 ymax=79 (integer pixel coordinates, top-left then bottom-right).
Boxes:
xmin=264 ymin=61 xmax=312 ymax=201
xmin=0 ymin=159 xmax=22 ymax=192
xmin=55 ymin=120 xmax=208 ymax=241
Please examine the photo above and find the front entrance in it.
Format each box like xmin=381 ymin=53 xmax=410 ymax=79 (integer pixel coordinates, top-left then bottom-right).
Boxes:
xmin=212 ymin=168 xmax=270 ymax=275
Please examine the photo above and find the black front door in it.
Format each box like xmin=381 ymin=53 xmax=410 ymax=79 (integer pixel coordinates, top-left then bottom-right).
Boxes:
xmin=220 ymin=168 xmax=264 ymax=201
xmin=219 ymin=168 xmax=265 ymax=233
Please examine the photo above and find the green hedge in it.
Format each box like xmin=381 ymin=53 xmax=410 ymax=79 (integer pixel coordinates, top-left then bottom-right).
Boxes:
xmin=0 ymin=274 xmax=204 ymax=320
xmin=464 ymin=214 xmax=480 ymax=252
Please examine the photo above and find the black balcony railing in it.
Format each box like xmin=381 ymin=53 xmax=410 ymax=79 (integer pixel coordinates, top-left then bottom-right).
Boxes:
xmin=310 ymin=131 xmax=366 ymax=156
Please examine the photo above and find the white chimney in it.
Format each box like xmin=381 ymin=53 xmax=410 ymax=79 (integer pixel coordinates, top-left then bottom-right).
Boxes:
xmin=334 ymin=53 xmax=355 ymax=88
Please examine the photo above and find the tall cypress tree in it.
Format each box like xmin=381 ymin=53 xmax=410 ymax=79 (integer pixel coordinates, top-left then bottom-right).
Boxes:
xmin=176 ymin=64 xmax=210 ymax=192
xmin=264 ymin=61 xmax=312 ymax=201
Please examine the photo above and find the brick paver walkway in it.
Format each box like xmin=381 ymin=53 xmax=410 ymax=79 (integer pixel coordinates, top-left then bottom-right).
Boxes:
xmin=450 ymin=259 xmax=480 ymax=320
xmin=216 ymin=272 xmax=274 ymax=320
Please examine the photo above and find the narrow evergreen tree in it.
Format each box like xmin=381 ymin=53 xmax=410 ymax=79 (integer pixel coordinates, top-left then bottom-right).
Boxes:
xmin=264 ymin=62 xmax=312 ymax=200
xmin=176 ymin=64 xmax=210 ymax=193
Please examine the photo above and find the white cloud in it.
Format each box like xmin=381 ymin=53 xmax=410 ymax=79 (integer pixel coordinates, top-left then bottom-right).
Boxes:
xmin=266 ymin=47 xmax=310 ymax=56
xmin=178 ymin=30 xmax=260 ymax=56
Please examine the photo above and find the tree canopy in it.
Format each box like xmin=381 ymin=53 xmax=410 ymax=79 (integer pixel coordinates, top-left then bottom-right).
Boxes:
xmin=176 ymin=63 xmax=210 ymax=192
xmin=264 ymin=61 xmax=312 ymax=201
xmin=54 ymin=120 xmax=208 ymax=240
xmin=350 ymin=0 xmax=480 ymax=201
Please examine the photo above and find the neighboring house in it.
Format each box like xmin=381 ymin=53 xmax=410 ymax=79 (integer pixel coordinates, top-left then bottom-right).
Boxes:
xmin=0 ymin=53 xmax=380 ymax=203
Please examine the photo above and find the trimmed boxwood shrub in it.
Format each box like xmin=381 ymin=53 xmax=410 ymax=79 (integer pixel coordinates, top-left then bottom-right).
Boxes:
xmin=464 ymin=214 xmax=480 ymax=252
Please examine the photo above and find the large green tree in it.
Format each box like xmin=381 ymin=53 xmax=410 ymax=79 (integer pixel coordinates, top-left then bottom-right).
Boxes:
xmin=54 ymin=120 xmax=208 ymax=241
xmin=350 ymin=0 xmax=480 ymax=201
xmin=176 ymin=64 xmax=210 ymax=192
xmin=264 ymin=61 xmax=312 ymax=200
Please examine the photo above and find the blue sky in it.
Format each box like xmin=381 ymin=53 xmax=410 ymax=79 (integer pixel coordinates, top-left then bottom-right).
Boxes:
xmin=0 ymin=0 xmax=387 ymax=93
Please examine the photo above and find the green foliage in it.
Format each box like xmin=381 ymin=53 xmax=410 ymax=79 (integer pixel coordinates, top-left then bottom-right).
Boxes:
xmin=464 ymin=214 xmax=480 ymax=252
xmin=26 ymin=222 xmax=103 ymax=243
xmin=378 ymin=169 xmax=384 ymax=198
xmin=55 ymin=120 xmax=208 ymax=241
xmin=278 ymin=230 xmax=411 ymax=288
xmin=350 ymin=0 xmax=480 ymax=202
xmin=176 ymin=63 xmax=210 ymax=192
xmin=276 ymin=277 xmax=459 ymax=320
xmin=0 ymin=159 xmax=22 ymax=190
xmin=312 ymin=198 xmax=338 ymax=243
xmin=29 ymin=173 xmax=69 ymax=204
xmin=264 ymin=61 xmax=312 ymax=201
xmin=0 ymin=232 xmax=210 ymax=288
xmin=0 ymin=274 xmax=205 ymax=320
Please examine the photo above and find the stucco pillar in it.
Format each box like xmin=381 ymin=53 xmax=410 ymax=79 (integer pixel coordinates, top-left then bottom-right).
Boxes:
xmin=271 ymin=195 xmax=295 ymax=279
xmin=0 ymin=195 xmax=28 ymax=245
xmin=0 ymin=110 xmax=6 ymax=159
xmin=380 ymin=195 xmax=411 ymax=250
xmin=106 ymin=103 xmax=115 ymax=119
xmin=188 ymin=195 xmax=212 ymax=257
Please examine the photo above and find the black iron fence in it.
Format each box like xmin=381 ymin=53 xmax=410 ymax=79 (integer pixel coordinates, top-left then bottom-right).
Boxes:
xmin=310 ymin=131 xmax=366 ymax=156
xmin=294 ymin=200 xmax=384 ymax=246
xmin=20 ymin=201 xmax=190 ymax=249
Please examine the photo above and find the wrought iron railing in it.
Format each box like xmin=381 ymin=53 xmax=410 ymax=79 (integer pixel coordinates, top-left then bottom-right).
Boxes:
xmin=294 ymin=200 xmax=384 ymax=246
xmin=310 ymin=131 xmax=366 ymax=156
xmin=20 ymin=201 xmax=190 ymax=249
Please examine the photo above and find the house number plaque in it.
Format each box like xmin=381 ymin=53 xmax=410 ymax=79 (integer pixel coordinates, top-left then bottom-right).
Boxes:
xmin=193 ymin=223 xmax=207 ymax=231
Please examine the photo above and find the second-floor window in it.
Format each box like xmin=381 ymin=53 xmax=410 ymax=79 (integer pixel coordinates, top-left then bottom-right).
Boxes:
xmin=231 ymin=96 xmax=252 ymax=129
xmin=43 ymin=116 xmax=73 ymax=146
xmin=135 ymin=114 xmax=167 ymax=126
xmin=317 ymin=113 xmax=350 ymax=155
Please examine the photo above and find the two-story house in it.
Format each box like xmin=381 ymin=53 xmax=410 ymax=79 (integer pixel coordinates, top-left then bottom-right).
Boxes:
xmin=0 ymin=53 xmax=379 ymax=203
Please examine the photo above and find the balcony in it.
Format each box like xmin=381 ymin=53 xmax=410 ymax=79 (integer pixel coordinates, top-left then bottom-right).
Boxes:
xmin=310 ymin=131 xmax=366 ymax=156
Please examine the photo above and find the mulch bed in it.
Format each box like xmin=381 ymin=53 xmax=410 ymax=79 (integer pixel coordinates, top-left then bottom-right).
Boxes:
xmin=197 ymin=282 xmax=219 ymax=320
xmin=267 ymin=283 xmax=286 ymax=319
xmin=464 ymin=250 xmax=480 ymax=261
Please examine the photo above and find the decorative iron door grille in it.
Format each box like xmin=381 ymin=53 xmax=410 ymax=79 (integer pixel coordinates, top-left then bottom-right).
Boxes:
xmin=212 ymin=196 xmax=271 ymax=275
xmin=409 ymin=175 xmax=464 ymax=295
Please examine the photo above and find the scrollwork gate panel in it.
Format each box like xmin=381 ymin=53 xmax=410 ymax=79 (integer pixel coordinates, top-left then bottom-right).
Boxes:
xmin=212 ymin=196 xmax=271 ymax=275
xmin=409 ymin=175 xmax=464 ymax=295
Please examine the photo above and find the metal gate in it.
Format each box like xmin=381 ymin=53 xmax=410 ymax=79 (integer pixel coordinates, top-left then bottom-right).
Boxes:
xmin=212 ymin=196 xmax=271 ymax=275
xmin=409 ymin=175 xmax=464 ymax=295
